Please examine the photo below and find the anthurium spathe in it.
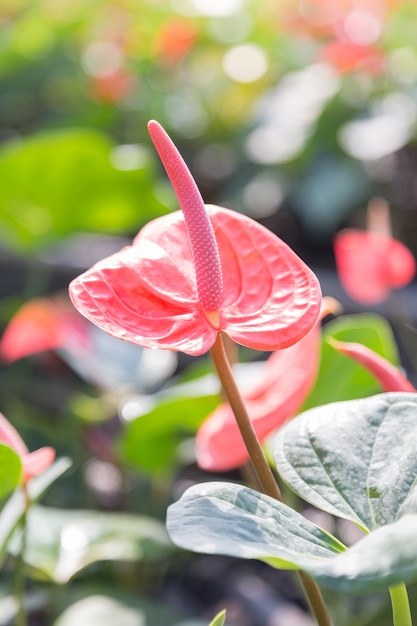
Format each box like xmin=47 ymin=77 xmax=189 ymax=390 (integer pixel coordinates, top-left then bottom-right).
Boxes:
xmin=0 ymin=297 xmax=88 ymax=364
xmin=0 ymin=411 xmax=55 ymax=483
xmin=328 ymin=337 xmax=416 ymax=393
xmin=334 ymin=228 xmax=415 ymax=305
xmin=69 ymin=121 xmax=321 ymax=356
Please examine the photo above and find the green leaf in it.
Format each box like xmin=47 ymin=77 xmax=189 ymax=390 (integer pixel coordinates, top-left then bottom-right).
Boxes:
xmin=0 ymin=129 xmax=168 ymax=251
xmin=274 ymin=392 xmax=417 ymax=531
xmin=167 ymin=480 xmax=417 ymax=594
xmin=208 ymin=609 xmax=226 ymax=626
xmin=13 ymin=506 xmax=174 ymax=583
xmin=167 ymin=481 xmax=345 ymax=571
xmin=0 ymin=444 xmax=22 ymax=500
xmin=0 ymin=458 xmax=71 ymax=565
xmin=308 ymin=514 xmax=417 ymax=594
xmin=303 ymin=314 xmax=400 ymax=410
xmin=119 ymin=393 xmax=219 ymax=473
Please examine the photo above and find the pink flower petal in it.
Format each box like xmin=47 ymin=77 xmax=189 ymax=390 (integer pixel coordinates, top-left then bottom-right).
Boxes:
xmin=0 ymin=297 xmax=89 ymax=363
xmin=210 ymin=206 xmax=321 ymax=351
xmin=334 ymin=229 xmax=415 ymax=305
xmin=196 ymin=324 xmax=320 ymax=471
xmin=70 ymin=206 xmax=321 ymax=356
xmin=70 ymin=215 xmax=217 ymax=355
xmin=0 ymin=412 xmax=28 ymax=457
xmin=328 ymin=338 xmax=416 ymax=393
xmin=22 ymin=447 xmax=56 ymax=482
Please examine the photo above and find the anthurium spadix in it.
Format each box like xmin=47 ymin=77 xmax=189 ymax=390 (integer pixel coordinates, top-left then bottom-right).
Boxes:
xmin=69 ymin=121 xmax=321 ymax=355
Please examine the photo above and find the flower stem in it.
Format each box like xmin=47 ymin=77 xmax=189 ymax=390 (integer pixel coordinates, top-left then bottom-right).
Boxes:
xmin=209 ymin=333 xmax=333 ymax=626
xmin=390 ymin=584 xmax=412 ymax=626
xmin=210 ymin=333 xmax=283 ymax=502
xmin=15 ymin=486 xmax=29 ymax=626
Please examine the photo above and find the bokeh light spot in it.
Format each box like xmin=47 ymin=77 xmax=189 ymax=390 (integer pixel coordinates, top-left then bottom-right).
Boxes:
xmin=82 ymin=42 xmax=123 ymax=77
xmin=223 ymin=43 xmax=268 ymax=83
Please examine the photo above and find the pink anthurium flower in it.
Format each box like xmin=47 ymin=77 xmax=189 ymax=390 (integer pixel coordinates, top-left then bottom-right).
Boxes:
xmin=0 ymin=297 xmax=88 ymax=364
xmin=333 ymin=229 xmax=415 ymax=305
xmin=195 ymin=298 xmax=338 ymax=472
xmin=327 ymin=338 xmax=416 ymax=393
xmin=0 ymin=412 xmax=55 ymax=484
xmin=69 ymin=121 xmax=321 ymax=356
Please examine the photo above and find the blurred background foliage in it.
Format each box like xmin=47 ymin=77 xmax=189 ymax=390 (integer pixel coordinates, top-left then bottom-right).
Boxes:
xmin=1 ymin=0 xmax=417 ymax=257
xmin=0 ymin=1 xmax=417 ymax=625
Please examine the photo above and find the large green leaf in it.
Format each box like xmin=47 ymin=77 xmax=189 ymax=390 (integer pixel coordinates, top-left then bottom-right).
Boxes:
xmin=303 ymin=314 xmax=400 ymax=410
xmin=168 ymin=393 xmax=417 ymax=594
xmin=167 ymin=480 xmax=417 ymax=594
xmin=0 ymin=444 xmax=22 ymax=501
xmin=274 ymin=392 xmax=417 ymax=531
xmin=0 ymin=129 xmax=168 ymax=251
xmin=0 ymin=458 xmax=71 ymax=565
xmin=167 ymin=481 xmax=345 ymax=569
xmin=11 ymin=505 xmax=174 ymax=583
xmin=119 ymin=392 xmax=219 ymax=473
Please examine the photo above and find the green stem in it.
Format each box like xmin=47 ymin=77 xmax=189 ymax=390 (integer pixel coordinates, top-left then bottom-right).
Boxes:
xmin=390 ymin=583 xmax=412 ymax=626
xmin=15 ymin=486 xmax=29 ymax=626
xmin=209 ymin=333 xmax=333 ymax=626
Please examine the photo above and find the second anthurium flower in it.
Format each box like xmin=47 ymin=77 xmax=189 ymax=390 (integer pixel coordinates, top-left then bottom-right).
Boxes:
xmin=69 ymin=121 xmax=321 ymax=356
xmin=0 ymin=411 xmax=55 ymax=484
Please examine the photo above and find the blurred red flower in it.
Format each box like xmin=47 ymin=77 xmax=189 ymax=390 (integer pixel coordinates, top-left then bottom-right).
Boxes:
xmin=0 ymin=297 xmax=87 ymax=364
xmin=334 ymin=229 xmax=415 ymax=305
xmin=90 ymin=69 xmax=135 ymax=103
xmin=154 ymin=18 xmax=198 ymax=64
xmin=318 ymin=39 xmax=384 ymax=74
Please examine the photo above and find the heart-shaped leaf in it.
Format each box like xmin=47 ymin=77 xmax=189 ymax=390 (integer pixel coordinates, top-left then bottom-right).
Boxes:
xmin=167 ymin=480 xmax=417 ymax=594
xmin=273 ymin=392 xmax=417 ymax=531
xmin=167 ymin=481 xmax=345 ymax=570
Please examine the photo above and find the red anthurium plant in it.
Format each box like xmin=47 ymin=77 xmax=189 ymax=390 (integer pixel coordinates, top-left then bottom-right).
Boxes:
xmin=67 ymin=122 xmax=417 ymax=626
